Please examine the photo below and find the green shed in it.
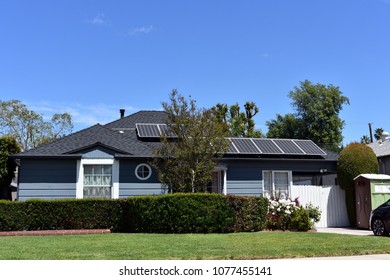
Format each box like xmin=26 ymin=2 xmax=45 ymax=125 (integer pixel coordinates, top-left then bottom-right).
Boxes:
xmin=354 ymin=174 xmax=390 ymax=229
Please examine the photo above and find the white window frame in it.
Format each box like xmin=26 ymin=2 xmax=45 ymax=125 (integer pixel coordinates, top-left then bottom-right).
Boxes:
xmin=76 ymin=159 xmax=119 ymax=199
xmin=135 ymin=163 xmax=152 ymax=181
xmin=262 ymin=170 xmax=292 ymax=198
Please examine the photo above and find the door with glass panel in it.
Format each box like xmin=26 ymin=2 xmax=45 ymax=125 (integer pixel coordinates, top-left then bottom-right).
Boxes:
xmin=206 ymin=171 xmax=222 ymax=193
xmin=83 ymin=165 xmax=112 ymax=198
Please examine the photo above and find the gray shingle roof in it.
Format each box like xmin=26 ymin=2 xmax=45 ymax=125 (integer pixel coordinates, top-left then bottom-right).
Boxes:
xmin=368 ymin=140 xmax=390 ymax=158
xmin=13 ymin=123 xmax=154 ymax=158
xmin=105 ymin=110 xmax=168 ymax=130
xmin=12 ymin=110 xmax=335 ymax=161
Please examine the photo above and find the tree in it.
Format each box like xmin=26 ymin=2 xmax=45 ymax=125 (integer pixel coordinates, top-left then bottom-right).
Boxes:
xmin=361 ymin=127 xmax=384 ymax=143
xmin=0 ymin=136 xmax=21 ymax=200
xmin=152 ymin=90 xmax=230 ymax=193
xmin=266 ymin=80 xmax=350 ymax=151
xmin=374 ymin=128 xmax=384 ymax=141
xmin=211 ymin=101 xmax=263 ymax=138
xmin=360 ymin=135 xmax=371 ymax=144
xmin=337 ymin=142 xmax=379 ymax=226
xmin=266 ymin=113 xmax=303 ymax=139
xmin=0 ymin=100 xmax=73 ymax=151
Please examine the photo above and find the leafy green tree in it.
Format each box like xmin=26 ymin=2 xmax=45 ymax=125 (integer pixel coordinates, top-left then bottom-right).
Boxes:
xmin=266 ymin=113 xmax=303 ymax=139
xmin=337 ymin=142 xmax=379 ymax=226
xmin=0 ymin=100 xmax=73 ymax=150
xmin=266 ymin=80 xmax=349 ymax=150
xmin=0 ymin=136 xmax=21 ymax=200
xmin=152 ymin=90 xmax=230 ymax=193
xmin=211 ymin=101 xmax=262 ymax=137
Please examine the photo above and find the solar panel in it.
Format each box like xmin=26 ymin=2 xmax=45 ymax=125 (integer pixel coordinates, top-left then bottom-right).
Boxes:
xmin=230 ymin=138 xmax=261 ymax=154
xmin=158 ymin=124 xmax=177 ymax=137
xmin=252 ymin=139 xmax=283 ymax=154
xmin=157 ymin=124 xmax=168 ymax=136
xmin=273 ymin=139 xmax=305 ymax=155
xmin=294 ymin=140 xmax=326 ymax=156
xmin=136 ymin=124 xmax=160 ymax=138
xmin=227 ymin=139 xmax=239 ymax=154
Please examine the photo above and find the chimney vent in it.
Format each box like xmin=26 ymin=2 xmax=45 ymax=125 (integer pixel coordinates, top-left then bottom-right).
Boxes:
xmin=120 ymin=109 xmax=125 ymax=119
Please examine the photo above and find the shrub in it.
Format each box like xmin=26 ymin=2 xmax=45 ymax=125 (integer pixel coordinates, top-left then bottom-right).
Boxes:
xmin=289 ymin=206 xmax=312 ymax=231
xmin=266 ymin=197 xmax=314 ymax=231
xmin=337 ymin=142 xmax=379 ymax=225
xmin=127 ymin=193 xmax=269 ymax=233
xmin=0 ymin=194 xmax=269 ymax=233
xmin=226 ymin=195 xmax=268 ymax=232
xmin=127 ymin=193 xmax=234 ymax=233
xmin=305 ymin=203 xmax=321 ymax=223
xmin=266 ymin=197 xmax=299 ymax=230
xmin=0 ymin=199 xmax=128 ymax=232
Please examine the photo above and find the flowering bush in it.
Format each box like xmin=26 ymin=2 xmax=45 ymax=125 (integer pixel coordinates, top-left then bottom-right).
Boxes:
xmin=267 ymin=197 xmax=299 ymax=231
xmin=268 ymin=197 xmax=299 ymax=216
xmin=266 ymin=197 xmax=316 ymax=231
xmin=305 ymin=203 xmax=321 ymax=223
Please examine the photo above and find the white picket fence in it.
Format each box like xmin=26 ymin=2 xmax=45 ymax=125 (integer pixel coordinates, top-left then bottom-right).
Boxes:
xmin=291 ymin=185 xmax=350 ymax=228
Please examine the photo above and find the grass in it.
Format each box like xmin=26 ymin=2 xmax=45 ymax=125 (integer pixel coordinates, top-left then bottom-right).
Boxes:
xmin=0 ymin=231 xmax=389 ymax=260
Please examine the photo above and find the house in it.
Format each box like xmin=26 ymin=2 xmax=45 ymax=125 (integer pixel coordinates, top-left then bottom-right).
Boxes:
xmin=12 ymin=110 xmax=338 ymax=201
xmin=368 ymin=132 xmax=390 ymax=174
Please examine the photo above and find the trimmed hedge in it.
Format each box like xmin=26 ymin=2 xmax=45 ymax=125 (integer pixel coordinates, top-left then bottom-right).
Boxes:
xmin=0 ymin=194 xmax=269 ymax=233
xmin=0 ymin=199 xmax=128 ymax=232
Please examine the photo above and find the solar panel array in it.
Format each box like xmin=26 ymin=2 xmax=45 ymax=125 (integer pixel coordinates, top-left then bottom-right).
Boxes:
xmin=228 ymin=138 xmax=326 ymax=156
xmin=136 ymin=123 xmax=326 ymax=156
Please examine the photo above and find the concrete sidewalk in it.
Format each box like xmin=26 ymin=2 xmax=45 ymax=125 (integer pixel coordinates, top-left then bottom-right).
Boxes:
xmin=300 ymin=254 xmax=390 ymax=260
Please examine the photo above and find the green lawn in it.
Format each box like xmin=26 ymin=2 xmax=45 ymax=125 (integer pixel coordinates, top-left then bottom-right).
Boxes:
xmin=0 ymin=232 xmax=389 ymax=260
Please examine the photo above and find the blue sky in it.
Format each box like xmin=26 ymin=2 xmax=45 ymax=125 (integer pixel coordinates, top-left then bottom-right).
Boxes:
xmin=1 ymin=0 xmax=390 ymax=145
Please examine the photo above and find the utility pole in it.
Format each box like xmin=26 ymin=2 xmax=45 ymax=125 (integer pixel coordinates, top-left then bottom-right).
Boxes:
xmin=368 ymin=123 xmax=373 ymax=143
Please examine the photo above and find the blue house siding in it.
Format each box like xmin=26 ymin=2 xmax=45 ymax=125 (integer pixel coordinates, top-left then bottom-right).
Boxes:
xmin=119 ymin=160 xmax=160 ymax=183
xmin=226 ymin=180 xmax=263 ymax=196
xmin=18 ymin=159 xmax=77 ymax=201
xmin=17 ymin=184 xmax=76 ymax=201
xmin=119 ymin=183 xmax=167 ymax=197
xmin=19 ymin=159 xmax=77 ymax=184
xmin=118 ymin=159 xmax=165 ymax=197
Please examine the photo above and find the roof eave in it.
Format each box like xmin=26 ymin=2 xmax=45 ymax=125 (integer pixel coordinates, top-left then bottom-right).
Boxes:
xmin=10 ymin=154 xmax=83 ymax=159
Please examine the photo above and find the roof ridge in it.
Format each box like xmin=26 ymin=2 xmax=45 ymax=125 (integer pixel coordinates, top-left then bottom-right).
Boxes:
xmin=104 ymin=110 xmax=165 ymax=127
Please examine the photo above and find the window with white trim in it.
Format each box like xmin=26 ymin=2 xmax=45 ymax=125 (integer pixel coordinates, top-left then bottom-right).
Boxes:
xmin=83 ymin=165 xmax=112 ymax=198
xmin=135 ymin=163 xmax=152 ymax=180
xmin=263 ymin=170 xmax=291 ymax=198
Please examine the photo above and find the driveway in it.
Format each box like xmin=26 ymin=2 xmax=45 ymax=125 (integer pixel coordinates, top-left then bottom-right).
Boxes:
xmin=315 ymin=227 xmax=373 ymax=236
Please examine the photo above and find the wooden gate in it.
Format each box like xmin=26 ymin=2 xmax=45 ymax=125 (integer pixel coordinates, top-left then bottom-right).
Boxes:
xmin=291 ymin=185 xmax=350 ymax=228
